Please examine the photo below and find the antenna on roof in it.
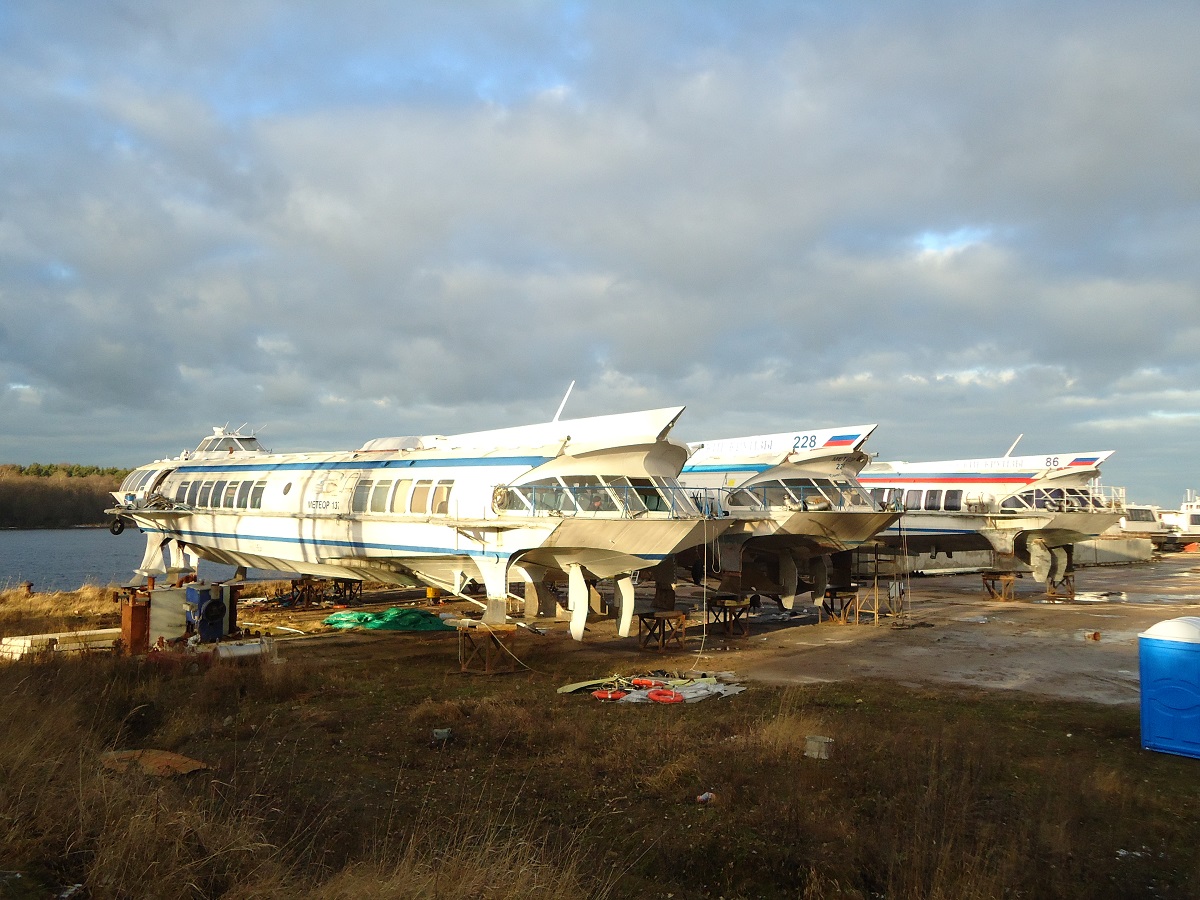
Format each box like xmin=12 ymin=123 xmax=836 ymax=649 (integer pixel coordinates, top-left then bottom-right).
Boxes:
xmin=1004 ymin=434 xmax=1023 ymax=458
xmin=552 ymin=380 xmax=575 ymax=423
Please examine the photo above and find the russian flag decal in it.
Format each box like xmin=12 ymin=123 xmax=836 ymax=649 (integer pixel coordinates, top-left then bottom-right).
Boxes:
xmin=1068 ymin=457 xmax=1099 ymax=467
xmin=822 ymin=434 xmax=858 ymax=447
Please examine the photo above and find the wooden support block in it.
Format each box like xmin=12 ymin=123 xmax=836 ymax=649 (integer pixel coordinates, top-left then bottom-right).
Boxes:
xmin=456 ymin=621 xmax=519 ymax=675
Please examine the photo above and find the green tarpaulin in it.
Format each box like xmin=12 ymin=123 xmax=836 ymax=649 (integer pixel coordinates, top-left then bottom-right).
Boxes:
xmin=323 ymin=607 xmax=456 ymax=632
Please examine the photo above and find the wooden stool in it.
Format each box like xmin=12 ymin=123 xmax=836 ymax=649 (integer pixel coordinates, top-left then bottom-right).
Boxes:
xmin=819 ymin=587 xmax=858 ymax=624
xmin=639 ymin=610 xmax=687 ymax=650
xmin=709 ymin=598 xmax=750 ymax=636
xmin=457 ymin=621 xmax=518 ymax=674
xmin=982 ymin=573 xmax=1017 ymax=600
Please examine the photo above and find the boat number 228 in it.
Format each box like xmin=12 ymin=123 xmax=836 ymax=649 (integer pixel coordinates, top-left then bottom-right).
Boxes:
xmin=792 ymin=434 xmax=819 ymax=451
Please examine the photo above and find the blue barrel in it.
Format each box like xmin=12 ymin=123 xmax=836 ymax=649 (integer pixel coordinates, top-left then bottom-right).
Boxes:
xmin=1139 ymin=617 xmax=1200 ymax=759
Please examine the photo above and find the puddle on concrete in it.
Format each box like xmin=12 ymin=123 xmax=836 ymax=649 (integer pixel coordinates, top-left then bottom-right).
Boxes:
xmin=1064 ymin=591 xmax=1200 ymax=605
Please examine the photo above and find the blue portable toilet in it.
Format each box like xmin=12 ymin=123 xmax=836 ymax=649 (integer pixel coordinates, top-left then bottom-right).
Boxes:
xmin=1139 ymin=616 xmax=1200 ymax=759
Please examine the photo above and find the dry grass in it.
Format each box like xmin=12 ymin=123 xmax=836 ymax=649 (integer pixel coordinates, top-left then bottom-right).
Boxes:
xmin=2 ymin=631 xmax=1200 ymax=898
xmin=0 ymin=583 xmax=122 ymax=637
xmin=299 ymin=794 xmax=612 ymax=900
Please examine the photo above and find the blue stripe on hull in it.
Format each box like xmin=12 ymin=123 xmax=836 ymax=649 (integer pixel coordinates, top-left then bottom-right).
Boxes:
xmin=147 ymin=526 xmax=669 ymax=564
xmin=174 ymin=455 xmax=551 ymax=476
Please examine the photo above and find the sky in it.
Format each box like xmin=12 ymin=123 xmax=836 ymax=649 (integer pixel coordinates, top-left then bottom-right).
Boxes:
xmin=1 ymin=1 xmax=1198 ymax=506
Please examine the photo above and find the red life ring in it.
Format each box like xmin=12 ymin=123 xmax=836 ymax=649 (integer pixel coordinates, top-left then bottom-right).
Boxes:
xmin=647 ymin=688 xmax=685 ymax=704
xmin=592 ymin=689 xmax=628 ymax=701
xmin=631 ymin=678 xmax=664 ymax=689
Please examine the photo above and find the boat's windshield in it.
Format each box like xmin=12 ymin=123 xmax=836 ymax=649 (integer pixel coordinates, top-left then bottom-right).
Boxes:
xmin=495 ymin=475 xmax=699 ymax=517
xmin=195 ymin=435 xmax=264 ymax=454
xmin=1000 ymin=487 xmax=1109 ymax=512
xmin=727 ymin=477 xmax=873 ymax=511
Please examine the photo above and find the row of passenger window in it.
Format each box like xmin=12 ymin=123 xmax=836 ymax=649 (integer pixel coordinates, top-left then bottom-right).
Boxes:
xmin=176 ymin=479 xmax=267 ymax=510
xmin=350 ymin=479 xmax=455 ymax=515
xmin=173 ymin=476 xmax=456 ymax=514
xmin=871 ymin=488 xmax=965 ymax=512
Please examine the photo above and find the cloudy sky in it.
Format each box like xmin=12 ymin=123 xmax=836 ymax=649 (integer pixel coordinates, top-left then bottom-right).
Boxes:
xmin=1 ymin=1 xmax=1197 ymax=505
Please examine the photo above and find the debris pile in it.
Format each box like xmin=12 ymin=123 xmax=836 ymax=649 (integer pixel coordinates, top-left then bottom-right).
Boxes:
xmin=558 ymin=670 xmax=745 ymax=703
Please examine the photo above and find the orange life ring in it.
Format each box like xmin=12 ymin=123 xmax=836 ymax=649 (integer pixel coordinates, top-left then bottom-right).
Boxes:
xmin=631 ymin=678 xmax=664 ymax=688
xmin=592 ymin=689 xmax=628 ymax=701
xmin=647 ymin=688 xmax=685 ymax=704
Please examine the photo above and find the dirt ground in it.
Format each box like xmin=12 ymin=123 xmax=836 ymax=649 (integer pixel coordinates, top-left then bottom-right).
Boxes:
xmin=249 ymin=553 xmax=1200 ymax=706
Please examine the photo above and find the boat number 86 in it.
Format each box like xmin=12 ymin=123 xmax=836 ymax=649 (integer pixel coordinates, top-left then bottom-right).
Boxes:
xmin=1045 ymin=457 xmax=1060 ymax=467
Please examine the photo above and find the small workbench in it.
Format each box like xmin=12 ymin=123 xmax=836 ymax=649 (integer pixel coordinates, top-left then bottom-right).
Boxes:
xmin=456 ymin=620 xmax=518 ymax=674
xmin=637 ymin=610 xmax=687 ymax=650
xmin=708 ymin=598 xmax=751 ymax=636
xmin=819 ymin=586 xmax=859 ymax=624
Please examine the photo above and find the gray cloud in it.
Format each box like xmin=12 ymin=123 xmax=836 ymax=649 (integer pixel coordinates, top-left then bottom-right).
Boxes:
xmin=1 ymin=1 xmax=1198 ymax=506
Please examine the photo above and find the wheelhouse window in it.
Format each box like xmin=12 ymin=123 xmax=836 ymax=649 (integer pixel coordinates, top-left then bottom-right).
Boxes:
xmin=197 ymin=436 xmax=262 ymax=453
xmin=725 ymin=488 xmax=763 ymax=509
xmin=504 ymin=477 xmax=602 ymax=514
xmin=783 ymin=478 xmax=823 ymax=507
xmin=602 ymin=477 xmax=641 ymax=512
xmin=552 ymin=482 xmax=579 ymax=513
xmin=496 ymin=486 xmax=533 ymax=511
xmin=121 ymin=469 xmax=159 ymax=493
xmin=1035 ymin=489 xmax=1065 ymax=509
xmin=519 ymin=481 xmax=563 ymax=513
xmin=870 ymin=488 xmax=896 ymax=510
xmin=1066 ymin=489 xmax=1095 ymax=510
xmin=563 ymin=475 xmax=617 ymax=512
xmin=750 ymin=480 xmax=793 ymax=507
xmin=499 ymin=475 xmax=691 ymax=516
xmin=627 ymin=477 xmax=671 ymax=512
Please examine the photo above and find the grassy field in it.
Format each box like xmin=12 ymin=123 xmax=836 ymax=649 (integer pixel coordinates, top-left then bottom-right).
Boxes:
xmin=1 ymin=600 xmax=1198 ymax=898
xmin=0 ymin=581 xmax=287 ymax=639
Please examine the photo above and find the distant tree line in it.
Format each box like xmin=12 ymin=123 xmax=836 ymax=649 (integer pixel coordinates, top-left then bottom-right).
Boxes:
xmin=0 ymin=465 xmax=132 ymax=528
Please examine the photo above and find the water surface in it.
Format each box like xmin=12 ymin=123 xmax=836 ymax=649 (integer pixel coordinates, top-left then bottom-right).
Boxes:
xmin=0 ymin=528 xmax=257 ymax=591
